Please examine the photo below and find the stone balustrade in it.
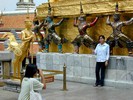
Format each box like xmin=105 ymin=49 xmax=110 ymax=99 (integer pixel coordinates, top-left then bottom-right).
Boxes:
xmin=37 ymin=52 xmax=133 ymax=88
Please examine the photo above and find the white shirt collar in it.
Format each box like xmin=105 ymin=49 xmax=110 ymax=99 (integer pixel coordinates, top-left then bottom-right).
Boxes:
xmin=99 ymin=42 xmax=106 ymax=46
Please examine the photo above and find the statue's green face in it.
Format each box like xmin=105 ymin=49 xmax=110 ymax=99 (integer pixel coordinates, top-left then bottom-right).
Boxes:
xmin=113 ymin=14 xmax=120 ymax=22
xmin=46 ymin=16 xmax=53 ymax=23
xmin=78 ymin=16 xmax=86 ymax=21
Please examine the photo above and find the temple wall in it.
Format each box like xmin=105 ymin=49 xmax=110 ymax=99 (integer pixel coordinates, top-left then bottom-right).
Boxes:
xmin=37 ymin=0 xmax=133 ymax=55
xmin=37 ymin=52 xmax=133 ymax=88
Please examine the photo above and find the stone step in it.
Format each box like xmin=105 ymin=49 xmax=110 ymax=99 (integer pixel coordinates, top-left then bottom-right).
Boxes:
xmin=1 ymin=75 xmax=54 ymax=92
xmin=3 ymin=79 xmax=20 ymax=93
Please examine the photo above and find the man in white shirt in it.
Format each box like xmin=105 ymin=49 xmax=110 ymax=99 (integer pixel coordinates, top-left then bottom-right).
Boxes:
xmin=94 ymin=35 xmax=110 ymax=87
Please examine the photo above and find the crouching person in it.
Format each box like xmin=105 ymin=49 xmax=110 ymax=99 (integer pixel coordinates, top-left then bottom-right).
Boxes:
xmin=18 ymin=64 xmax=46 ymax=100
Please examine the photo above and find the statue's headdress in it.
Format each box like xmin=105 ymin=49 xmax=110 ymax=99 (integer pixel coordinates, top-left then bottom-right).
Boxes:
xmin=45 ymin=2 xmax=53 ymax=23
xmin=33 ymin=9 xmax=39 ymax=25
xmin=80 ymin=2 xmax=86 ymax=17
xmin=80 ymin=2 xmax=83 ymax=14
xmin=114 ymin=2 xmax=120 ymax=21
xmin=33 ymin=9 xmax=38 ymax=21
xmin=115 ymin=1 xmax=119 ymax=14
xmin=25 ymin=6 xmax=31 ymax=22
xmin=48 ymin=2 xmax=52 ymax=16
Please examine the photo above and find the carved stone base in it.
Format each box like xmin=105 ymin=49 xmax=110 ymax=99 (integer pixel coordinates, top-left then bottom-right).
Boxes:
xmin=37 ymin=52 xmax=133 ymax=88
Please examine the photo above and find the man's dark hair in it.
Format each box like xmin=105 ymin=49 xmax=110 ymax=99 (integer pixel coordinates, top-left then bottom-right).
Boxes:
xmin=99 ymin=35 xmax=105 ymax=40
xmin=24 ymin=64 xmax=38 ymax=78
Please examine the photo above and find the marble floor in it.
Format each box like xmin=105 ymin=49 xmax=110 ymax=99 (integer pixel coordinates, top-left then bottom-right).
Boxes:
xmin=0 ymin=80 xmax=133 ymax=100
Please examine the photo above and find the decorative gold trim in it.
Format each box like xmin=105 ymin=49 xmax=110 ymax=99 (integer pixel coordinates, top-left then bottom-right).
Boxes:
xmin=37 ymin=0 xmax=133 ymax=18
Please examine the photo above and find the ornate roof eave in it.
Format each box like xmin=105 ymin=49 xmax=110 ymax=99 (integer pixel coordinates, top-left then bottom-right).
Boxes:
xmin=36 ymin=0 xmax=133 ymax=19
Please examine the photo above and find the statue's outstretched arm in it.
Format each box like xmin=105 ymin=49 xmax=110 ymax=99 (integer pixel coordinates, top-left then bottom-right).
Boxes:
xmin=123 ymin=18 xmax=133 ymax=26
xmin=74 ymin=17 xmax=78 ymax=27
xmin=43 ymin=19 xmax=47 ymax=27
xmin=89 ymin=17 xmax=99 ymax=27
xmin=54 ymin=18 xmax=64 ymax=27
xmin=106 ymin=16 xmax=111 ymax=25
xmin=38 ymin=21 xmax=44 ymax=30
